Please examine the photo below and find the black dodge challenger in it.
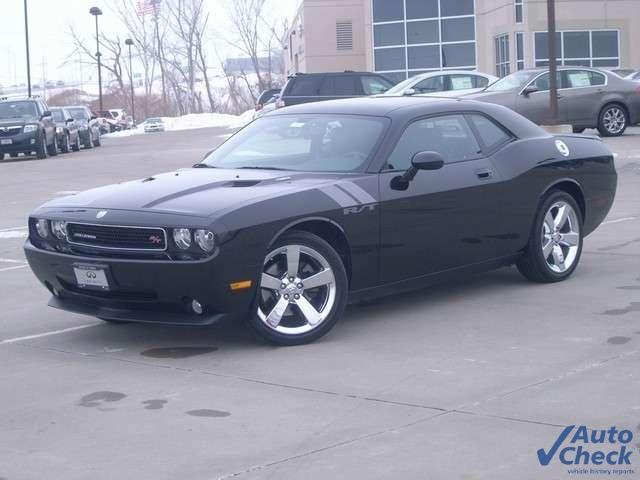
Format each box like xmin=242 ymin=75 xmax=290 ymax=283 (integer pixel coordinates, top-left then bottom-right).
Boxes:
xmin=24 ymin=97 xmax=617 ymax=345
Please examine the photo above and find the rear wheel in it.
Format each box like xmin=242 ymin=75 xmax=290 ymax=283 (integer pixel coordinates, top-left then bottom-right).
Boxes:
xmin=47 ymin=135 xmax=58 ymax=156
xmin=10 ymin=153 xmax=19 ymax=158
xmin=71 ymin=135 xmax=80 ymax=152
xmin=36 ymin=132 xmax=47 ymax=159
xmin=84 ymin=133 xmax=93 ymax=149
xmin=248 ymin=231 xmax=348 ymax=345
xmin=61 ymin=133 xmax=70 ymax=153
xmin=597 ymin=104 xmax=627 ymax=137
xmin=517 ymin=191 xmax=583 ymax=283
xmin=93 ymin=133 xmax=101 ymax=147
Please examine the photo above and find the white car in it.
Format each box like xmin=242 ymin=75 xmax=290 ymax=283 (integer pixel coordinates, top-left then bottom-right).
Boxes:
xmin=381 ymin=70 xmax=499 ymax=97
xmin=143 ymin=117 xmax=165 ymax=133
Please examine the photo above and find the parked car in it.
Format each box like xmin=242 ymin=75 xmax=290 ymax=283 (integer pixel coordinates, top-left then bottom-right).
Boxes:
xmin=0 ymin=96 xmax=57 ymax=159
xmin=65 ymin=106 xmax=101 ymax=149
xmin=50 ymin=107 xmax=81 ymax=153
xmin=381 ymin=70 xmax=498 ymax=97
xmin=24 ymin=97 xmax=616 ymax=345
xmin=277 ymin=71 xmax=394 ymax=107
xmin=465 ymin=67 xmax=640 ymax=136
xmin=255 ymin=88 xmax=281 ymax=112
xmin=97 ymin=111 xmax=121 ymax=133
xmin=143 ymin=117 xmax=165 ymax=132
xmin=108 ymin=109 xmax=132 ymax=130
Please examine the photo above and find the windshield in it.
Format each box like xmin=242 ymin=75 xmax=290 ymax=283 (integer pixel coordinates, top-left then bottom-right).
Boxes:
xmin=146 ymin=118 xmax=161 ymax=123
xmin=383 ymin=76 xmax=423 ymax=95
xmin=0 ymin=101 xmax=38 ymax=120
xmin=67 ymin=107 xmax=89 ymax=120
xmin=202 ymin=114 xmax=388 ymax=172
xmin=51 ymin=109 xmax=65 ymax=122
xmin=485 ymin=71 xmax=537 ymax=92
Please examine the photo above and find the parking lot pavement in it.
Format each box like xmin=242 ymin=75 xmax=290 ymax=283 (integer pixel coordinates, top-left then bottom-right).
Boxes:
xmin=0 ymin=127 xmax=639 ymax=479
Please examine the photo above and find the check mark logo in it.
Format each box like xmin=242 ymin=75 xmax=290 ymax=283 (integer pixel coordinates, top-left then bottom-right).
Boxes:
xmin=537 ymin=425 xmax=575 ymax=466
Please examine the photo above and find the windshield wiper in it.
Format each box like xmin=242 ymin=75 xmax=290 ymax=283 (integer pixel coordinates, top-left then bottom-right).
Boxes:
xmin=192 ymin=163 xmax=216 ymax=168
xmin=236 ymin=166 xmax=289 ymax=171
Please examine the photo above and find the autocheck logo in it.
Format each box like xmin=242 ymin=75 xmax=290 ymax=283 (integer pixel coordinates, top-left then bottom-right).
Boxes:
xmin=538 ymin=425 xmax=635 ymax=475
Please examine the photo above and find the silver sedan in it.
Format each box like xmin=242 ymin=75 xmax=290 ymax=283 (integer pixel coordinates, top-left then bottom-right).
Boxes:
xmin=464 ymin=67 xmax=640 ymax=136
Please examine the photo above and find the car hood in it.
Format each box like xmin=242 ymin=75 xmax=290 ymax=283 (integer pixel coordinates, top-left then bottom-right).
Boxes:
xmin=41 ymin=168 xmax=347 ymax=218
xmin=0 ymin=119 xmax=28 ymax=128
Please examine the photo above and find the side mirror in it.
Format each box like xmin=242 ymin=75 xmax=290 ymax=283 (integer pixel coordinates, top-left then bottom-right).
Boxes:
xmin=41 ymin=110 xmax=51 ymax=119
xmin=403 ymin=88 xmax=416 ymax=96
xmin=65 ymin=118 xmax=74 ymax=124
xmin=390 ymin=151 xmax=444 ymax=190
xmin=521 ymin=85 xmax=539 ymax=96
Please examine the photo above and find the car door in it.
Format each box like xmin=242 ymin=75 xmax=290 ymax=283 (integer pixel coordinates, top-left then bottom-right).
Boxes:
xmin=516 ymin=71 xmax=567 ymax=124
xmin=378 ymin=113 xmax=506 ymax=283
xmin=38 ymin=101 xmax=55 ymax=145
xmin=562 ymin=69 xmax=607 ymax=125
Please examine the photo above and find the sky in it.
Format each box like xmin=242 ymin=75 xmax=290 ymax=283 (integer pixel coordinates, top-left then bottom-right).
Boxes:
xmin=0 ymin=0 xmax=300 ymax=88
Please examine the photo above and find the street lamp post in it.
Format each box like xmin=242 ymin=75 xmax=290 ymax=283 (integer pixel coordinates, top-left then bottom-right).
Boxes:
xmin=23 ymin=0 xmax=32 ymax=97
xmin=89 ymin=7 xmax=103 ymax=112
xmin=125 ymin=38 xmax=135 ymax=125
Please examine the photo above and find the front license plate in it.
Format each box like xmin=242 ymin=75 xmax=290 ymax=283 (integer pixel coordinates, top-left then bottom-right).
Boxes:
xmin=0 ymin=139 xmax=12 ymax=145
xmin=73 ymin=265 xmax=110 ymax=289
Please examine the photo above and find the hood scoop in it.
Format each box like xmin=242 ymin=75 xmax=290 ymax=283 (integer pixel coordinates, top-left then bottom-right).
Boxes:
xmin=227 ymin=180 xmax=262 ymax=187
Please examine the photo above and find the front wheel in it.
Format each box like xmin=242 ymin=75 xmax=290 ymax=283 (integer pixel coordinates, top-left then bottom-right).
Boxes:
xmin=598 ymin=104 xmax=627 ymax=137
xmin=36 ymin=132 xmax=47 ymax=159
xmin=61 ymin=134 xmax=70 ymax=153
xmin=517 ymin=191 xmax=583 ymax=283
xmin=93 ymin=133 xmax=101 ymax=147
xmin=47 ymin=135 xmax=58 ymax=156
xmin=248 ymin=231 xmax=348 ymax=345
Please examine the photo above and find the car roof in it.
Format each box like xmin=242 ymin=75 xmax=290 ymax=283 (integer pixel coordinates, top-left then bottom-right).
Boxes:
xmin=288 ymin=71 xmax=383 ymax=78
xmin=268 ymin=96 xmax=547 ymax=139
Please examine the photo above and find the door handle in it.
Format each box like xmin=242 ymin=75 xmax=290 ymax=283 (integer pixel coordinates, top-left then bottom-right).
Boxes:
xmin=475 ymin=168 xmax=494 ymax=180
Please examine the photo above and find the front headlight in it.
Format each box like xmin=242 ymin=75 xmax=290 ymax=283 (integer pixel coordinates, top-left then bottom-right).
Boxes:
xmin=173 ymin=228 xmax=192 ymax=249
xmin=51 ymin=220 xmax=67 ymax=240
xmin=194 ymin=230 xmax=215 ymax=252
xmin=35 ymin=219 xmax=49 ymax=238
xmin=23 ymin=124 xmax=38 ymax=133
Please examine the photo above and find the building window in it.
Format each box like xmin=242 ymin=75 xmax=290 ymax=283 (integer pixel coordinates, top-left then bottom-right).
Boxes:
xmin=336 ymin=20 xmax=353 ymax=50
xmin=516 ymin=32 xmax=524 ymax=70
xmin=495 ymin=34 xmax=510 ymax=77
xmin=372 ymin=0 xmax=476 ymax=81
xmin=515 ymin=0 xmax=523 ymax=24
xmin=534 ymin=30 xmax=619 ymax=67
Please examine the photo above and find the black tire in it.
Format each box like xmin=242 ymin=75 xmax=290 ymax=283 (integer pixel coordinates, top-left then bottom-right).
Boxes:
xmin=572 ymin=126 xmax=586 ymax=134
xmin=597 ymin=103 xmax=628 ymax=137
xmin=98 ymin=317 xmax=132 ymax=324
xmin=71 ymin=135 xmax=80 ymax=152
xmin=47 ymin=135 xmax=58 ymax=156
xmin=247 ymin=230 xmax=348 ymax=345
xmin=93 ymin=133 xmax=101 ymax=147
xmin=84 ymin=134 xmax=93 ymax=149
xmin=61 ymin=133 xmax=70 ymax=153
xmin=10 ymin=153 xmax=19 ymax=158
xmin=516 ymin=190 xmax=583 ymax=283
xmin=36 ymin=132 xmax=47 ymax=159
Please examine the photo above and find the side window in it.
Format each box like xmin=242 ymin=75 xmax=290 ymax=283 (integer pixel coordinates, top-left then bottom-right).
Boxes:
xmin=413 ymin=76 xmax=445 ymax=93
xmin=589 ymin=71 xmax=606 ymax=86
xmin=288 ymin=77 xmax=322 ymax=96
xmin=386 ymin=114 xmax=481 ymax=170
xmin=475 ymin=76 xmax=490 ymax=88
xmin=531 ymin=72 xmax=563 ymax=91
xmin=565 ymin=70 xmax=598 ymax=88
xmin=361 ymin=76 xmax=392 ymax=95
xmin=333 ymin=76 xmax=358 ymax=95
xmin=468 ymin=114 xmax=512 ymax=151
xmin=448 ymin=74 xmax=476 ymax=91
xmin=318 ymin=77 xmax=335 ymax=95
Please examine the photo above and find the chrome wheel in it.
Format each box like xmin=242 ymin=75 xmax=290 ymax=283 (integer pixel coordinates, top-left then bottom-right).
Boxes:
xmin=257 ymin=244 xmax=336 ymax=335
xmin=541 ymin=201 xmax=580 ymax=273
xmin=602 ymin=106 xmax=626 ymax=135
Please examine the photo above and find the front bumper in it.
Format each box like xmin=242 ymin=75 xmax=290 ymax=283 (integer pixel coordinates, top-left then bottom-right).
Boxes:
xmin=0 ymin=131 xmax=40 ymax=154
xmin=24 ymin=240 xmax=256 ymax=325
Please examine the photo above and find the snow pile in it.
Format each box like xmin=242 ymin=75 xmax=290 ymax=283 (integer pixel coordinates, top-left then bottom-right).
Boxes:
xmin=104 ymin=110 xmax=254 ymax=138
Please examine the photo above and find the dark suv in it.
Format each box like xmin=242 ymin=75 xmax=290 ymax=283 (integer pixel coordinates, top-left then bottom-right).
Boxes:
xmin=0 ymin=96 xmax=57 ymax=159
xmin=278 ymin=71 xmax=393 ymax=107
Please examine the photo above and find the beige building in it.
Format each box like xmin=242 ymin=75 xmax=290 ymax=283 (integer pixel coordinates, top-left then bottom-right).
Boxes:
xmin=285 ymin=0 xmax=640 ymax=82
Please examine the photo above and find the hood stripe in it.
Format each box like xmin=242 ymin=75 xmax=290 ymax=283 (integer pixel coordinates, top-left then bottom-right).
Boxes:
xmin=336 ymin=181 xmax=376 ymax=204
xmin=319 ymin=185 xmax=359 ymax=207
